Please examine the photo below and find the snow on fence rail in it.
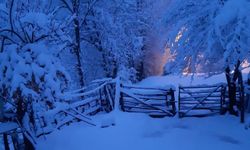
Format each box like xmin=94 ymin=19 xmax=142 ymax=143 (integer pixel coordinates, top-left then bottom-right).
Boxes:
xmin=120 ymin=84 xmax=176 ymax=117
xmin=34 ymin=78 xmax=116 ymax=137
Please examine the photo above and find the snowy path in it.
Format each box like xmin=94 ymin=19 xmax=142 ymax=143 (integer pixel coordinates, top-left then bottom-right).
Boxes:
xmin=37 ymin=112 xmax=250 ymax=150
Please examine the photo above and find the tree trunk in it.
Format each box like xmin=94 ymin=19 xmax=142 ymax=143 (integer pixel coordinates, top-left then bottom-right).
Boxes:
xmin=0 ymin=97 xmax=3 ymax=121
xmin=73 ymin=0 xmax=84 ymax=87
xmin=0 ymin=37 xmax=5 ymax=53
xmin=23 ymin=134 xmax=35 ymax=150
xmin=3 ymin=133 xmax=10 ymax=150
xmin=225 ymin=67 xmax=235 ymax=113
xmin=246 ymin=74 xmax=250 ymax=112
xmin=238 ymin=69 xmax=244 ymax=123
xmin=225 ymin=61 xmax=241 ymax=116
xmin=248 ymin=74 xmax=250 ymax=85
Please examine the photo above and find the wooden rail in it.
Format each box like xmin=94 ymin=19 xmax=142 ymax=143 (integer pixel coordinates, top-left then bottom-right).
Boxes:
xmin=120 ymin=84 xmax=176 ymax=117
xmin=34 ymin=78 xmax=115 ymax=137
xmin=178 ymin=84 xmax=226 ymax=118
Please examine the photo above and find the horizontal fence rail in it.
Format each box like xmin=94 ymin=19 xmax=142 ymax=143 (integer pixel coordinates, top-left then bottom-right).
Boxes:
xmin=178 ymin=84 xmax=226 ymax=118
xmin=33 ymin=78 xmax=116 ymax=137
xmin=120 ymin=84 xmax=176 ymax=117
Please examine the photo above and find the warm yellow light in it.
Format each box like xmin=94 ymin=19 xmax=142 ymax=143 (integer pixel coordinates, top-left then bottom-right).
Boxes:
xmin=175 ymin=27 xmax=186 ymax=43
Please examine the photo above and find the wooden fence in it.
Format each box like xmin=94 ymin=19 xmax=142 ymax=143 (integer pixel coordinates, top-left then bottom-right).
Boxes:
xmin=2 ymin=77 xmax=248 ymax=147
xmin=178 ymin=83 xmax=245 ymax=123
xmin=120 ymin=85 xmax=176 ymax=117
xmin=178 ymin=84 xmax=226 ymax=118
xmin=34 ymin=78 xmax=115 ymax=137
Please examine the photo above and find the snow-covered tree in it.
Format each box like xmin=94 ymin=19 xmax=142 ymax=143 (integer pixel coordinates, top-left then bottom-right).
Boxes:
xmin=163 ymin=0 xmax=250 ymax=75
xmin=81 ymin=0 xmax=150 ymax=82
xmin=58 ymin=0 xmax=96 ymax=87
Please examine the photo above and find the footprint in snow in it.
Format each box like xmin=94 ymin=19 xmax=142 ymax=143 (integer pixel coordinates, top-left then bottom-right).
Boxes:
xmin=172 ymin=124 xmax=190 ymax=130
xmin=215 ymin=135 xmax=241 ymax=145
xmin=143 ymin=131 xmax=165 ymax=138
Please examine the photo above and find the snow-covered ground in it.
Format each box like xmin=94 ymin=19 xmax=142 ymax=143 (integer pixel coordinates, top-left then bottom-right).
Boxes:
xmin=36 ymin=74 xmax=250 ymax=150
xmin=37 ymin=112 xmax=250 ymax=150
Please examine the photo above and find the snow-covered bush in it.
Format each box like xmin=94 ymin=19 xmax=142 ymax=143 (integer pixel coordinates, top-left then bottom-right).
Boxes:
xmin=0 ymin=0 xmax=71 ymax=115
xmin=0 ymin=42 xmax=70 ymax=110
xmin=117 ymin=66 xmax=138 ymax=83
xmin=0 ymin=42 xmax=70 ymax=136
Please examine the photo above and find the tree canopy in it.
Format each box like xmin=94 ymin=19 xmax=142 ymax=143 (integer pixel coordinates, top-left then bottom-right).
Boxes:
xmin=164 ymin=0 xmax=250 ymax=75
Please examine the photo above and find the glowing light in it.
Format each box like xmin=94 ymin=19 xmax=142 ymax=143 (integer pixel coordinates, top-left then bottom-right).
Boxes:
xmin=175 ymin=27 xmax=186 ymax=43
xmin=242 ymin=60 xmax=250 ymax=73
xmin=242 ymin=60 xmax=250 ymax=68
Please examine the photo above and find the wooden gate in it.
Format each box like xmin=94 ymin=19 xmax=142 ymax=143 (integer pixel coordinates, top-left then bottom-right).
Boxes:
xmin=178 ymin=84 xmax=226 ymax=118
xmin=120 ymin=85 xmax=176 ymax=117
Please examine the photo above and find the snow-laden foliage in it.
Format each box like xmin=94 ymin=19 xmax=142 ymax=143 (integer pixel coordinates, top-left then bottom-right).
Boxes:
xmin=78 ymin=0 xmax=148 ymax=81
xmin=0 ymin=0 xmax=71 ymax=121
xmin=98 ymin=0 xmax=144 ymax=80
xmin=163 ymin=0 xmax=250 ymax=75
xmin=0 ymin=42 xmax=70 ymax=108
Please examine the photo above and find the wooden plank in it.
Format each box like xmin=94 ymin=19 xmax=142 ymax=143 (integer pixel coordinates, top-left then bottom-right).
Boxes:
xmin=122 ymin=85 xmax=173 ymax=92
xmin=179 ymin=102 xmax=221 ymax=105
xmin=179 ymin=86 xmax=221 ymax=115
xmin=123 ymin=96 xmax=166 ymax=101
xmin=62 ymin=110 xmax=96 ymax=126
xmin=180 ymin=84 xmax=224 ymax=89
xmin=70 ymin=108 xmax=92 ymax=120
xmin=124 ymin=109 xmax=168 ymax=114
xmin=105 ymin=85 xmax=114 ymax=109
xmin=123 ymin=106 xmax=164 ymax=111
xmin=179 ymin=98 xmax=221 ymax=101
xmin=123 ymin=107 xmax=172 ymax=113
xmin=180 ymin=96 xmax=221 ymax=99
xmin=121 ymin=89 xmax=172 ymax=116
xmin=179 ymin=90 xmax=221 ymax=94
xmin=123 ymin=103 xmax=167 ymax=109
xmin=0 ymin=122 xmax=19 ymax=134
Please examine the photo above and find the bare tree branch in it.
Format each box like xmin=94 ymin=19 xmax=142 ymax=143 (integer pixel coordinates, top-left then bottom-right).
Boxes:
xmin=80 ymin=0 xmax=99 ymax=27
xmin=61 ymin=0 xmax=73 ymax=14
xmin=0 ymin=37 xmax=6 ymax=52
xmin=18 ymin=21 xmax=30 ymax=43
xmin=0 ymin=29 xmax=25 ymax=43
xmin=9 ymin=0 xmax=15 ymax=33
xmin=52 ymin=6 xmax=65 ymax=16
xmin=34 ymin=35 xmax=49 ymax=43
xmin=0 ymin=35 xmax=19 ymax=46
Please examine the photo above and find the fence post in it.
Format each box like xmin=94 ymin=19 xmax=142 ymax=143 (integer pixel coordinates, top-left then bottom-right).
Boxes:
xmin=120 ymin=84 xmax=125 ymax=112
xmin=178 ymin=86 xmax=181 ymax=118
xmin=240 ymin=85 xmax=245 ymax=123
xmin=0 ymin=97 xmax=3 ymax=121
xmin=169 ymin=88 xmax=176 ymax=115
xmin=246 ymin=73 xmax=250 ymax=113
xmin=220 ymin=85 xmax=225 ymax=114
xmin=114 ymin=76 xmax=123 ymax=111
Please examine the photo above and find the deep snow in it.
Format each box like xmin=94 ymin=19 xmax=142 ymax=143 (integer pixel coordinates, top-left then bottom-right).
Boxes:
xmin=37 ymin=112 xmax=250 ymax=150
